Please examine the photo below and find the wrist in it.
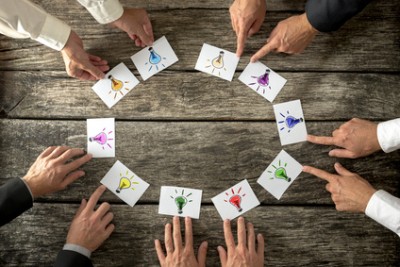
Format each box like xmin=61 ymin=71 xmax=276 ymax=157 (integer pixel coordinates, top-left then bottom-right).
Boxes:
xmin=22 ymin=175 xmax=40 ymax=198
xmin=361 ymin=188 xmax=377 ymax=212
xmin=301 ymin=13 xmax=318 ymax=34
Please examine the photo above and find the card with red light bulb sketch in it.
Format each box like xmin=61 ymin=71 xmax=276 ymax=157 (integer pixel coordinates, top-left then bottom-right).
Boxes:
xmin=100 ymin=160 xmax=150 ymax=207
xmin=87 ymin=118 xmax=115 ymax=158
xmin=92 ymin=63 xmax=139 ymax=108
xmin=211 ymin=179 xmax=260 ymax=220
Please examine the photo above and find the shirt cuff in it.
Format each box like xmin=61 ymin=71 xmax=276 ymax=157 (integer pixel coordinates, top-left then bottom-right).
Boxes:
xmin=377 ymin=118 xmax=400 ymax=153
xmin=20 ymin=178 xmax=34 ymax=202
xmin=77 ymin=0 xmax=124 ymax=24
xmin=365 ymin=190 xmax=400 ymax=237
xmin=34 ymin=15 xmax=71 ymax=51
xmin=63 ymin=244 xmax=92 ymax=259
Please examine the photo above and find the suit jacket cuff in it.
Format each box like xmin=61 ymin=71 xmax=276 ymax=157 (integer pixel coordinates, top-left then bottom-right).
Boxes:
xmin=53 ymin=250 xmax=93 ymax=267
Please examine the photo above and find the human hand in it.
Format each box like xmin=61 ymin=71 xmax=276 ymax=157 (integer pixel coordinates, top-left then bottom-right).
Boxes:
xmin=61 ymin=30 xmax=109 ymax=80
xmin=110 ymin=8 xmax=154 ymax=47
xmin=303 ymin=163 xmax=377 ymax=213
xmin=155 ymin=216 xmax=208 ymax=267
xmin=66 ymin=185 xmax=115 ymax=252
xmin=218 ymin=217 xmax=264 ymax=267
xmin=251 ymin=13 xmax=317 ymax=62
xmin=229 ymin=0 xmax=266 ymax=56
xmin=22 ymin=146 xmax=92 ymax=198
xmin=307 ymin=118 xmax=381 ymax=159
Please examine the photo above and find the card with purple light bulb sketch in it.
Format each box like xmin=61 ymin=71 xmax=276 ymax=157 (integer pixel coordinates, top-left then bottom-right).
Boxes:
xmin=211 ymin=179 xmax=260 ymax=220
xmin=273 ymin=99 xmax=308 ymax=146
xmin=131 ymin=36 xmax=179 ymax=81
xmin=101 ymin=160 xmax=150 ymax=207
xmin=238 ymin=61 xmax=287 ymax=102
xmin=87 ymin=118 xmax=115 ymax=158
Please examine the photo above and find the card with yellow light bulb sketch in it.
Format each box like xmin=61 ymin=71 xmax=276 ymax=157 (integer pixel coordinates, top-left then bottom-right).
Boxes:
xmin=195 ymin=43 xmax=239 ymax=81
xmin=101 ymin=160 xmax=150 ymax=207
xmin=92 ymin=63 xmax=139 ymax=108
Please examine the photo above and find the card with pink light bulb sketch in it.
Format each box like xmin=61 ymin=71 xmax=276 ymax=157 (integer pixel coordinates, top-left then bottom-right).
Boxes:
xmin=211 ymin=179 xmax=260 ymax=220
xmin=238 ymin=61 xmax=287 ymax=103
xmin=87 ymin=118 xmax=115 ymax=158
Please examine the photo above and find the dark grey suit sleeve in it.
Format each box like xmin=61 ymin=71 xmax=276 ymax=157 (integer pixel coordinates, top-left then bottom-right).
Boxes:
xmin=305 ymin=0 xmax=373 ymax=32
xmin=0 ymin=178 xmax=33 ymax=226
xmin=54 ymin=250 xmax=93 ymax=267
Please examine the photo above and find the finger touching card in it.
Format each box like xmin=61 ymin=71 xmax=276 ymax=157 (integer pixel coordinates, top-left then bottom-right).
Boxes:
xmin=87 ymin=118 xmax=115 ymax=158
xmin=211 ymin=179 xmax=260 ymax=220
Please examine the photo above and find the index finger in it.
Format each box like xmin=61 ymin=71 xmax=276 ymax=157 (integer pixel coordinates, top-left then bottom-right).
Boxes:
xmin=86 ymin=185 xmax=107 ymax=210
xmin=307 ymin=134 xmax=335 ymax=146
xmin=303 ymin=166 xmax=335 ymax=183
xmin=236 ymin=27 xmax=247 ymax=57
xmin=250 ymin=40 xmax=277 ymax=62
xmin=223 ymin=219 xmax=235 ymax=249
xmin=143 ymin=20 xmax=154 ymax=45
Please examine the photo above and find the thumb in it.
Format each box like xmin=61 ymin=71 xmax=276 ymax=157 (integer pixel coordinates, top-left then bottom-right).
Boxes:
xmin=81 ymin=58 xmax=105 ymax=80
xmin=74 ymin=199 xmax=87 ymax=218
xmin=217 ymin=246 xmax=227 ymax=267
xmin=250 ymin=40 xmax=277 ymax=62
xmin=197 ymin=241 xmax=208 ymax=267
xmin=334 ymin=162 xmax=354 ymax=176
xmin=135 ymin=26 xmax=153 ymax=47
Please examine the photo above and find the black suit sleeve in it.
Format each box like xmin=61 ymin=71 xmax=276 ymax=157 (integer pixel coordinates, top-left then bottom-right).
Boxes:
xmin=54 ymin=250 xmax=93 ymax=267
xmin=0 ymin=178 xmax=33 ymax=226
xmin=305 ymin=0 xmax=374 ymax=32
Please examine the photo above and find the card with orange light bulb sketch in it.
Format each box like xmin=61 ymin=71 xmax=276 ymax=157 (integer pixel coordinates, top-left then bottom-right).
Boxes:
xmin=92 ymin=63 xmax=139 ymax=108
xmin=211 ymin=179 xmax=260 ymax=220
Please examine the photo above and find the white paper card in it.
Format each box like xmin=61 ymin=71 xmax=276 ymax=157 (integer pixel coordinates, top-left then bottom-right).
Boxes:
xmin=273 ymin=99 xmax=307 ymax=145
xmin=238 ymin=61 xmax=287 ymax=102
xmin=211 ymin=179 xmax=260 ymax=220
xmin=87 ymin=118 xmax=115 ymax=158
xmin=100 ymin=160 xmax=149 ymax=207
xmin=195 ymin=43 xmax=239 ymax=81
xmin=131 ymin=36 xmax=179 ymax=81
xmin=257 ymin=150 xmax=302 ymax=200
xmin=158 ymin=186 xmax=203 ymax=219
xmin=92 ymin=63 xmax=139 ymax=108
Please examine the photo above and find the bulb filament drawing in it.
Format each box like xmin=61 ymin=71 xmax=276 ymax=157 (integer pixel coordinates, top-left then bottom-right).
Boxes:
xmin=268 ymin=160 xmax=291 ymax=182
xmin=278 ymin=110 xmax=304 ymax=133
xmin=146 ymin=47 xmax=166 ymax=71
xmin=107 ymin=75 xmax=130 ymax=100
xmin=205 ymin=51 xmax=227 ymax=76
xmin=249 ymin=69 xmax=272 ymax=94
xmin=116 ymin=170 xmax=139 ymax=193
xmin=89 ymin=128 xmax=113 ymax=150
xmin=224 ymin=186 xmax=246 ymax=212
xmin=170 ymin=189 xmax=193 ymax=214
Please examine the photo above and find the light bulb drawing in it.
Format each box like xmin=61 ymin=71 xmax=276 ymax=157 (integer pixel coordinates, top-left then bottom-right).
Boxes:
xmin=224 ymin=186 xmax=246 ymax=212
xmin=116 ymin=170 xmax=139 ymax=193
xmin=170 ymin=189 xmax=193 ymax=214
xmin=89 ymin=127 xmax=113 ymax=150
xmin=205 ymin=51 xmax=227 ymax=76
xmin=278 ymin=110 xmax=304 ymax=133
xmin=268 ymin=160 xmax=291 ymax=182
xmin=145 ymin=47 xmax=166 ymax=72
xmin=248 ymin=69 xmax=272 ymax=94
xmin=107 ymin=75 xmax=131 ymax=100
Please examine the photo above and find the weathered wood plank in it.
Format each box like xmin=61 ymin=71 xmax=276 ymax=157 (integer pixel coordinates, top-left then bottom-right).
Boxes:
xmin=3 ymin=71 xmax=399 ymax=120
xmin=1 ymin=2 xmax=399 ymax=71
xmin=0 ymin=204 xmax=398 ymax=266
xmin=1 ymin=119 xmax=398 ymax=204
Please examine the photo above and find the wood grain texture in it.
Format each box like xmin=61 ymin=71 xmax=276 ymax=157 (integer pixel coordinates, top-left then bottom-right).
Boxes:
xmin=0 ymin=204 xmax=398 ymax=267
xmin=0 ymin=119 xmax=399 ymax=204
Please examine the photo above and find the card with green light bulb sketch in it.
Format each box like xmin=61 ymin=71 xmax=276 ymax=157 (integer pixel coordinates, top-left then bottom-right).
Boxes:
xmin=257 ymin=150 xmax=302 ymax=200
xmin=211 ymin=179 xmax=260 ymax=220
xmin=100 ymin=160 xmax=150 ymax=207
xmin=273 ymin=99 xmax=308 ymax=146
xmin=195 ymin=43 xmax=239 ymax=82
xmin=130 ymin=36 xmax=179 ymax=81
xmin=92 ymin=63 xmax=139 ymax=109
xmin=87 ymin=118 xmax=115 ymax=158
xmin=158 ymin=186 xmax=203 ymax=219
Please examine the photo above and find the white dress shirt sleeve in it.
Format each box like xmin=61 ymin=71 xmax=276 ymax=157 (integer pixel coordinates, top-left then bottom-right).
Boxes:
xmin=377 ymin=118 xmax=400 ymax=153
xmin=0 ymin=0 xmax=71 ymax=51
xmin=77 ymin=0 xmax=124 ymax=24
xmin=365 ymin=190 xmax=400 ymax=237
xmin=63 ymin=243 xmax=92 ymax=258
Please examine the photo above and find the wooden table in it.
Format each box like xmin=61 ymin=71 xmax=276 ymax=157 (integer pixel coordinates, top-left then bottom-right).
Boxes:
xmin=1 ymin=0 xmax=399 ymax=266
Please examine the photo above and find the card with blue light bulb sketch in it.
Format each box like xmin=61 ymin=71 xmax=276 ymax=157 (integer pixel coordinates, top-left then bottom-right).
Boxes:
xmin=257 ymin=150 xmax=302 ymax=200
xmin=130 ymin=36 xmax=179 ymax=81
xmin=195 ymin=43 xmax=239 ymax=82
xmin=273 ymin=99 xmax=307 ymax=146
xmin=211 ymin=179 xmax=260 ymax=220
xmin=158 ymin=186 xmax=203 ymax=219
xmin=92 ymin=63 xmax=139 ymax=108
xmin=100 ymin=160 xmax=150 ymax=207
xmin=87 ymin=118 xmax=115 ymax=158
xmin=238 ymin=61 xmax=287 ymax=103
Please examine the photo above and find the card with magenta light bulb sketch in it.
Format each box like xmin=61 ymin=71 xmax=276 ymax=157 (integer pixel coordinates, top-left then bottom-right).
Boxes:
xmin=195 ymin=43 xmax=239 ymax=82
xmin=211 ymin=179 xmax=260 ymax=220
xmin=92 ymin=63 xmax=139 ymax=109
xmin=239 ymin=61 xmax=287 ymax=103
xmin=131 ymin=36 xmax=179 ymax=81
xmin=87 ymin=118 xmax=115 ymax=158
xmin=273 ymin=99 xmax=308 ymax=146
xmin=257 ymin=150 xmax=302 ymax=200
xmin=100 ymin=160 xmax=150 ymax=207
xmin=158 ymin=186 xmax=203 ymax=219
